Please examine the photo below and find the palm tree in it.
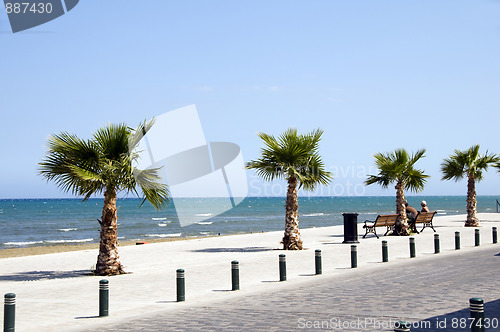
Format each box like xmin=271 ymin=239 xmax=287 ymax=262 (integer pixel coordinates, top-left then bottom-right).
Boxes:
xmin=441 ymin=145 xmax=499 ymax=227
xmin=246 ymin=128 xmax=332 ymax=250
xmin=39 ymin=122 xmax=169 ymax=275
xmin=365 ymin=149 xmax=429 ymax=235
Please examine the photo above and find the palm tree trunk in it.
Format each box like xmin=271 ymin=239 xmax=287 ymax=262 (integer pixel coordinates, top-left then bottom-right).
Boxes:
xmin=465 ymin=175 xmax=479 ymax=227
xmin=282 ymin=176 xmax=303 ymax=250
xmin=395 ymin=182 xmax=409 ymax=235
xmin=95 ymin=188 xmax=125 ymax=275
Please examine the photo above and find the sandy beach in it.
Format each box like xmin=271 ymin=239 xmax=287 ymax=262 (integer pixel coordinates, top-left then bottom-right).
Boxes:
xmin=0 ymin=236 xmax=215 ymax=259
xmin=1 ymin=213 xmax=499 ymax=331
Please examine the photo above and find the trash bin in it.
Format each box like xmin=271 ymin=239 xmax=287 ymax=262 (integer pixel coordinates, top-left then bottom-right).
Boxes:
xmin=342 ymin=213 xmax=359 ymax=244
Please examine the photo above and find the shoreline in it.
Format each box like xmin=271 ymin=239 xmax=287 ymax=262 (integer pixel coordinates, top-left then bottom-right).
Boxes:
xmin=0 ymin=211 xmax=491 ymax=259
xmin=0 ymin=235 xmax=220 ymax=259
xmin=2 ymin=197 xmax=498 ymax=260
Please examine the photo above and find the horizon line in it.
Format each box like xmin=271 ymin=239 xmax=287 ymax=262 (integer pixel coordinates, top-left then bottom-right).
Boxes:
xmin=1 ymin=194 xmax=499 ymax=200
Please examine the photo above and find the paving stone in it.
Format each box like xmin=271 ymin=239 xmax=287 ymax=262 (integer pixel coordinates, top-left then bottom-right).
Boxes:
xmin=95 ymin=246 xmax=500 ymax=331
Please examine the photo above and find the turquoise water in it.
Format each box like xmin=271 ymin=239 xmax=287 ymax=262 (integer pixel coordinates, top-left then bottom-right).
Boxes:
xmin=0 ymin=196 xmax=498 ymax=249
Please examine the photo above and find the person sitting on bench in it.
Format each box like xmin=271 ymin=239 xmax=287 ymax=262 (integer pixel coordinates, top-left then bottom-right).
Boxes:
xmin=405 ymin=202 xmax=418 ymax=232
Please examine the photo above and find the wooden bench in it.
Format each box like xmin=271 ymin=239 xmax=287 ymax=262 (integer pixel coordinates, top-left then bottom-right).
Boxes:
xmin=410 ymin=211 xmax=437 ymax=233
xmin=363 ymin=214 xmax=398 ymax=238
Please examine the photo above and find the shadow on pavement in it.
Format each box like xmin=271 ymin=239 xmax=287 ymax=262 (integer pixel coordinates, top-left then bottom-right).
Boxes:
xmin=156 ymin=300 xmax=178 ymax=304
xmin=191 ymin=247 xmax=274 ymax=253
xmin=74 ymin=316 xmax=100 ymax=320
xmin=0 ymin=269 xmax=92 ymax=281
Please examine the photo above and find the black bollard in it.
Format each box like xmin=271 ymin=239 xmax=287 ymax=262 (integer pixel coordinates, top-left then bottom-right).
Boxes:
xmin=382 ymin=240 xmax=388 ymax=263
xmin=315 ymin=250 xmax=322 ymax=275
xmin=176 ymin=269 xmax=185 ymax=302
xmin=279 ymin=254 xmax=286 ymax=281
xmin=469 ymin=298 xmax=485 ymax=332
xmin=99 ymin=280 xmax=109 ymax=317
xmin=231 ymin=261 xmax=239 ymax=291
xmin=493 ymin=227 xmax=497 ymax=244
xmin=409 ymin=237 xmax=416 ymax=258
xmin=3 ymin=293 xmax=15 ymax=332
xmin=455 ymin=231 xmax=461 ymax=250
xmin=475 ymin=229 xmax=480 ymax=247
xmin=434 ymin=234 xmax=440 ymax=254
xmin=351 ymin=245 xmax=357 ymax=268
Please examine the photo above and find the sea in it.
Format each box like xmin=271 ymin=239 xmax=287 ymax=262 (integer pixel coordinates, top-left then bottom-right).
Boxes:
xmin=0 ymin=196 xmax=498 ymax=249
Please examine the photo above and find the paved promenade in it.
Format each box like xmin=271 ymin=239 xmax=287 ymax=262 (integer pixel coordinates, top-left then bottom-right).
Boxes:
xmin=1 ymin=213 xmax=500 ymax=331
xmin=94 ymin=245 xmax=500 ymax=331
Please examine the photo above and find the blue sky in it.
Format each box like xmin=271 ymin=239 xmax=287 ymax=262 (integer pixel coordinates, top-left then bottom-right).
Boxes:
xmin=1 ymin=1 xmax=500 ymax=198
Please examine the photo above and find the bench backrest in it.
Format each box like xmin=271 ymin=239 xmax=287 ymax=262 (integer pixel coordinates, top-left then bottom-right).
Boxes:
xmin=375 ymin=214 xmax=398 ymax=226
xmin=415 ymin=211 xmax=436 ymax=223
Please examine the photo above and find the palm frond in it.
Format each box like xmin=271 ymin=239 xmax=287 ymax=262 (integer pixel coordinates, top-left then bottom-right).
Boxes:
xmin=40 ymin=122 xmax=170 ymax=209
xmin=39 ymin=133 xmax=104 ymax=200
xmin=365 ymin=175 xmax=391 ymax=188
xmin=366 ymin=148 xmax=428 ymax=193
xmin=135 ymin=169 xmax=170 ymax=209
xmin=128 ymin=119 xmax=155 ymax=151
xmin=404 ymin=168 xmax=429 ymax=192
xmin=247 ymin=128 xmax=332 ymax=191
xmin=441 ymin=145 xmax=498 ymax=183
xmin=246 ymin=159 xmax=285 ymax=182
xmin=495 ymin=155 xmax=500 ymax=174
xmin=409 ymin=149 xmax=426 ymax=166
xmin=93 ymin=123 xmax=130 ymax=160
xmin=441 ymin=156 xmax=464 ymax=181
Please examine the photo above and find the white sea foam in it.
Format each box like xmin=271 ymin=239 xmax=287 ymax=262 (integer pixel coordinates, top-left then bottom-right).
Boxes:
xmin=46 ymin=238 xmax=93 ymax=244
xmin=145 ymin=233 xmax=182 ymax=238
xmin=198 ymin=222 xmax=213 ymax=225
xmin=200 ymin=231 xmax=211 ymax=235
xmin=152 ymin=217 xmax=167 ymax=221
xmin=158 ymin=223 xmax=168 ymax=227
xmin=303 ymin=213 xmax=326 ymax=217
xmin=195 ymin=213 xmax=213 ymax=217
xmin=4 ymin=241 xmax=43 ymax=246
xmin=58 ymin=228 xmax=78 ymax=232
